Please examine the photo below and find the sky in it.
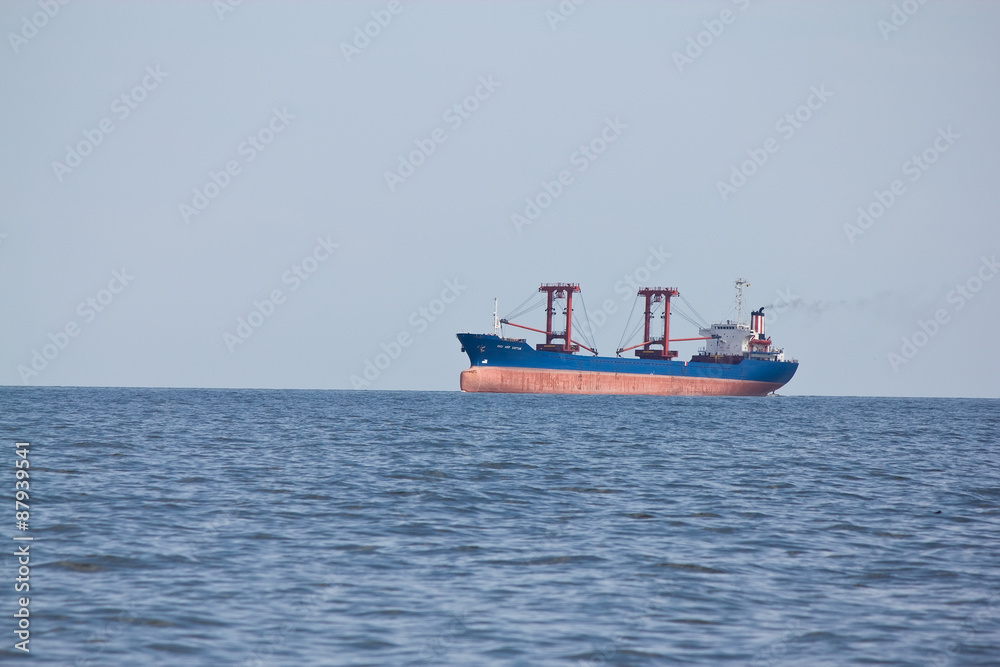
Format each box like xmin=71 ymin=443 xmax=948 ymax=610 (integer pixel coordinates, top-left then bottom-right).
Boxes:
xmin=1 ymin=0 xmax=998 ymax=397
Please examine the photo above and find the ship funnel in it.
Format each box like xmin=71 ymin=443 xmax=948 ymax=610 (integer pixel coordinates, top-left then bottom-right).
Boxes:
xmin=751 ymin=308 xmax=765 ymax=338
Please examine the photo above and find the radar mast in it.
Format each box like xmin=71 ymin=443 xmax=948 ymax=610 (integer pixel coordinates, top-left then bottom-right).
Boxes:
xmin=735 ymin=278 xmax=750 ymax=326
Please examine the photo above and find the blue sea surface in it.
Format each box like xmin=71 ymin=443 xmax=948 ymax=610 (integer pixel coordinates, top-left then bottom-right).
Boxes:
xmin=1 ymin=388 xmax=999 ymax=665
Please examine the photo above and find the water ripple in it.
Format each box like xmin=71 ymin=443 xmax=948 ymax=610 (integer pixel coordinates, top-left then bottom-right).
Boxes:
xmin=0 ymin=389 xmax=997 ymax=665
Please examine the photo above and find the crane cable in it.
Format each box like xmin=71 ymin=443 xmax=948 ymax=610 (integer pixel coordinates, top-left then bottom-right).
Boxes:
xmin=678 ymin=293 xmax=709 ymax=329
xmin=572 ymin=291 xmax=598 ymax=354
xmin=617 ymin=297 xmax=662 ymax=355
xmin=616 ymin=295 xmax=640 ymax=355
xmin=503 ymin=291 xmax=546 ymax=323
xmin=671 ymin=303 xmax=704 ymax=331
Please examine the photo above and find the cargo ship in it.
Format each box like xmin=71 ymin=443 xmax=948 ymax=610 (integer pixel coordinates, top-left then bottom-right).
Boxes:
xmin=457 ymin=280 xmax=797 ymax=396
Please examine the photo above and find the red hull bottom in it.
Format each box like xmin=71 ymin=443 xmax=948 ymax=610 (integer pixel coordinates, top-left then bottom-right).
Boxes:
xmin=460 ymin=367 xmax=783 ymax=396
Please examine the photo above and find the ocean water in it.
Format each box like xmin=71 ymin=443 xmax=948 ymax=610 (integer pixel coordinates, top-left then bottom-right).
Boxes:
xmin=1 ymin=388 xmax=998 ymax=666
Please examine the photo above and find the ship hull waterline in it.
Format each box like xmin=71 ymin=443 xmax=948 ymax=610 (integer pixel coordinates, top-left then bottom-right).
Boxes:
xmin=461 ymin=366 xmax=784 ymax=396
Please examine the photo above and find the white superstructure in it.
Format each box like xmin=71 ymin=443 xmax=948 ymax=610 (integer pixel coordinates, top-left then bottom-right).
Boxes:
xmin=695 ymin=280 xmax=787 ymax=362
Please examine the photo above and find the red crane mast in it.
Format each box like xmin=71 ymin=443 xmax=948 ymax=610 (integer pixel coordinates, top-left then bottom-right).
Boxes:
xmin=633 ymin=287 xmax=680 ymax=360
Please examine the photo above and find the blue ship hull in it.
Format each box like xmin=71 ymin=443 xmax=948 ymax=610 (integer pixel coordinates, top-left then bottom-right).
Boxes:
xmin=457 ymin=333 xmax=798 ymax=396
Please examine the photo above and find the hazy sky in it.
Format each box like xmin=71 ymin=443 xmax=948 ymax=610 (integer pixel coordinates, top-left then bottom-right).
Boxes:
xmin=2 ymin=0 xmax=998 ymax=397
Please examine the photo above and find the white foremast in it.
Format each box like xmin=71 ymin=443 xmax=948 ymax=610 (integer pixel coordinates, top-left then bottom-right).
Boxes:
xmin=735 ymin=278 xmax=749 ymax=327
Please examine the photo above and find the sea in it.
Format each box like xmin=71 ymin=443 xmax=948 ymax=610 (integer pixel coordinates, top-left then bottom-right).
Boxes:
xmin=1 ymin=388 xmax=998 ymax=666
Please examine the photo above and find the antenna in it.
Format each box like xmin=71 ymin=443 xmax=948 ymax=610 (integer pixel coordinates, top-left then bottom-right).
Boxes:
xmin=493 ymin=298 xmax=501 ymax=335
xmin=735 ymin=278 xmax=750 ymax=326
